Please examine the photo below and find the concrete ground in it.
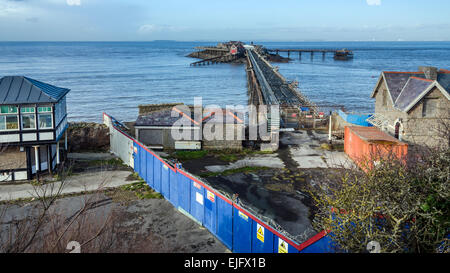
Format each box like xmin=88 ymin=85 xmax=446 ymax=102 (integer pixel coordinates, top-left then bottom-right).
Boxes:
xmin=205 ymin=153 xmax=285 ymax=173
xmin=0 ymin=152 xmax=229 ymax=253
xmin=282 ymin=130 xmax=353 ymax=169
xmin=0 ymin=194 xmax=229 ymax=253
xmin=0 ymin=170 xmax=137 ymax=201
xmin=68 ymin=152 xmax=117 ymax=161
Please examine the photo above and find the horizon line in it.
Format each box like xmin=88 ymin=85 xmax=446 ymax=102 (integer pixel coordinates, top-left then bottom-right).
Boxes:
xmin=1 ymin=40 xmax=450 ymax=43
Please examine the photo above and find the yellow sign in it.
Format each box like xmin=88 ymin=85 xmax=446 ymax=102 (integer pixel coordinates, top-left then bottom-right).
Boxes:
xmin=278 ymin=238 xmax=288 ymax=253
xmin=238 ymin=211 xmax=248 ymax=221
xmin=257 ymin=224 xmax=264 ymax=243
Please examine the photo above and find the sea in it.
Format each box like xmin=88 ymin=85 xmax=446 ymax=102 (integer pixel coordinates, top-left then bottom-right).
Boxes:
xmin=0 ymin=41 xmax=449 ymax=122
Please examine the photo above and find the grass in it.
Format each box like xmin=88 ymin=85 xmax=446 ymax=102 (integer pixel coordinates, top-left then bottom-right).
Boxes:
xmin=86 ymin=158 xmax=126 ymax=167
xmin=169 ymin=148 xmax=275 ymax=163
xmin=218 ymin=154 xmax=238 ymax=162
xmin=200 ymin=166 xmax=270 ymax=178
xmin=173 ymin=150 xmax=208 ymax=161
xmin=264 ymin=183 xmax=295 ymax=193
xmin=120 ymin=181 xmax=163 ymax=200
xmin=320 ymin=143 xmax=345 ymax=152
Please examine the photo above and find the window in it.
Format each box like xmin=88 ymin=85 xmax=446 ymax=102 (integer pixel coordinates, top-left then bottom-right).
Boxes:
xmin=38 ymin=113 xmax=53 ymax=129
xmin=21 ymin=114 xmax=36 ymax=129
xmin=21 ymin=107 xmax=35 ymax=113
xmin=38 ymin=107 xmax=52 ymax=113
xmin=0 ymin=105 xmax=19 ymax=131
xmin=422 ymin=99 xmax=438 ymax=117
xmin=1 ymin=106 xmax=18 ymax=114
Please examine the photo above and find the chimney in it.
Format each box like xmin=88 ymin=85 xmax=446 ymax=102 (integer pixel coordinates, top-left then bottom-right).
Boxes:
xmin=419 ymin=66 xmax=438 ymax=80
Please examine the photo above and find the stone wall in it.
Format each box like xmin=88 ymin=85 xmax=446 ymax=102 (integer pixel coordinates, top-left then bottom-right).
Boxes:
xmin=138 ymin=103 xmax=185 ymax=116
xmin=374 ymin=82 xmax=449 ymax=148
xmin=202 ymin=124 xmax=244 ymax=150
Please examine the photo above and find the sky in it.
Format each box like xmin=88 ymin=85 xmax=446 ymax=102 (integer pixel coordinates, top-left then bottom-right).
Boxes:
xmin=0 ymin=0 xmax=449 ymax=41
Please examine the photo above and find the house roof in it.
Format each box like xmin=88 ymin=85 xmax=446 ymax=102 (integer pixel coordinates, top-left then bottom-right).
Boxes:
xmin=395 ymin=77 xmax=433 ymax=111
xmin=135 ymin=108 xmax=199 ymax=127
xmin=371 ymin=69 xmax=450 ymax=113
xmin=0 ymin=76 xmax=70 ymax=104
xmin=437 ymin=71 xmax=450 ymax=92
xmin=347 ymin=126 xmax=406 ymax=145
xmin=202 ymin=109 xmax=244 ymax=124
xmin=382 ymin=71 xmax=426 ymax=102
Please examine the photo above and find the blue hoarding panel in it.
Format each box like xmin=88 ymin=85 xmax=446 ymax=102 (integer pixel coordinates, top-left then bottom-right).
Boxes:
xmin=299 ymin=235 xmax=334 ymax=253
xmin=161 ymin=164 xmax=170 ymax=199
xmin=252 ymin=221 xmax=274 ymax=253
xmin=233 ymin=208 xmax=252 ymax=253
xmin=288 ymin=243 xmax=300 ymax=253
xmin=133 ymin=144 xmax=139 ymax=174
xmin=203 ymin=189 xmax=217 ymax=235
xmin=272 ymin=236 xmax=299 ymax=254
xmin=168 ymin=170 xmax=178 ymax=207
xmin=139 ymin=147 xmax=146 ymax=181
xmin=153 ymin=159 xmax=162 ymax=193
xmin=145 ymin=152 xmax=154 ymax=188
xmin=216 ymin=198 xmax=233 ymax=249
xmin=178 ymin=174 xmax=190 ymax=212
xmin=190 ymin=180 xmax=204 ymax=224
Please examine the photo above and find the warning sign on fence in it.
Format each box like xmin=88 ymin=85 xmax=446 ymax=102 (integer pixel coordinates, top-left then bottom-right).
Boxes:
xmin=195 ymin=192 xmax=203 ymax=205
xmin=193 ymin=182 xmax=201 ymax=189
xmin=238 ymin=211 xmax=248 ymax=221
xmin=278 ymin=238 xmax=288 ymax=253
xmin=207 ymin=190 xmax=215 ymax=203
xmin=257 ymin=224 xmax=264 ymax=243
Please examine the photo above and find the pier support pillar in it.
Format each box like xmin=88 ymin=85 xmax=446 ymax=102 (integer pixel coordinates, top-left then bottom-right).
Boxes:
xmin=311 ymin=52 xmax=314 ymax=60
xmin=322 ymin=52 xmax=326 ymax=60
xmin=299 ymin=52 xmax=301 ymax=59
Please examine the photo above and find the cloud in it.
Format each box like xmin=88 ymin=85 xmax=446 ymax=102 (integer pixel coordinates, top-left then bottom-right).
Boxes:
xmin=138 ymin=24 xmax=186 ymax=34
xmin=66 ymin=0 xmax=81 ymax=6
xmin=366 ymin=0 xmax=381 ymax=5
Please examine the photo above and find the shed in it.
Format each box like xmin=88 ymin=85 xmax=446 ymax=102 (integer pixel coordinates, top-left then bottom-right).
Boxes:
xmin=344 ymin=126 xmax=408 ymax=170
xmin=135 ymin=107 xmax=201 ymax=150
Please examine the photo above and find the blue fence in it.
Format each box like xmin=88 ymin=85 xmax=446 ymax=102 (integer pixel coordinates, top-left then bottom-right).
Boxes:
xmin=104 ymin=112 xmax=333 ymax=253
xmin=338 ymin=110 xmax=373 ymax=127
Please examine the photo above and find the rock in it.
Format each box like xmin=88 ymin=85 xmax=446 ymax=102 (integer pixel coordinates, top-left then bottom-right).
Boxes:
xmin=67 ymin=122 xmax=110 ymax=152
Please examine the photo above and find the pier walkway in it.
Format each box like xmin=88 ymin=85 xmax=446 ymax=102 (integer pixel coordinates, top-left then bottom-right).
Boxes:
xmin=266 ymin=48 xmax=353 ymax=60
xmin=246 ymin=48 xmax=311 ymax=106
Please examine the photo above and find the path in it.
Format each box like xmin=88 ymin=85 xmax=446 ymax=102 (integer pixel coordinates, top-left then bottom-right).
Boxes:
xmin=0 ymin=170 xmax=138 ymax=201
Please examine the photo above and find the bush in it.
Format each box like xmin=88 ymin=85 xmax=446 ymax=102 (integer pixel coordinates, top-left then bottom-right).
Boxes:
xmin=310 ymin=148 xmax=449 ymax=253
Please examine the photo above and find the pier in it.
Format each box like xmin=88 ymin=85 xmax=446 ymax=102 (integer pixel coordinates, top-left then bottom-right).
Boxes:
xmin=266 ymin=48 xmax=353 ymax=60
xmin=190 ymin=54 xmax=238 ymax=66
xmin=188 ymin=42 xmax=343 ymax=132
xmin=245 ymin=48 xmax=318 ymax=130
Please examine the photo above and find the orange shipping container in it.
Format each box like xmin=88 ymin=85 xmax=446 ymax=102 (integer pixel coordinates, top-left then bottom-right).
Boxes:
xmin=344 ymin=126 xmax=408 ymax=171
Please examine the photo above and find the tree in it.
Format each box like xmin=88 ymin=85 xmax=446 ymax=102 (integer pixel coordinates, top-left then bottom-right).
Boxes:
xmin=310 ymin=148 xmax=449 ymax=253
